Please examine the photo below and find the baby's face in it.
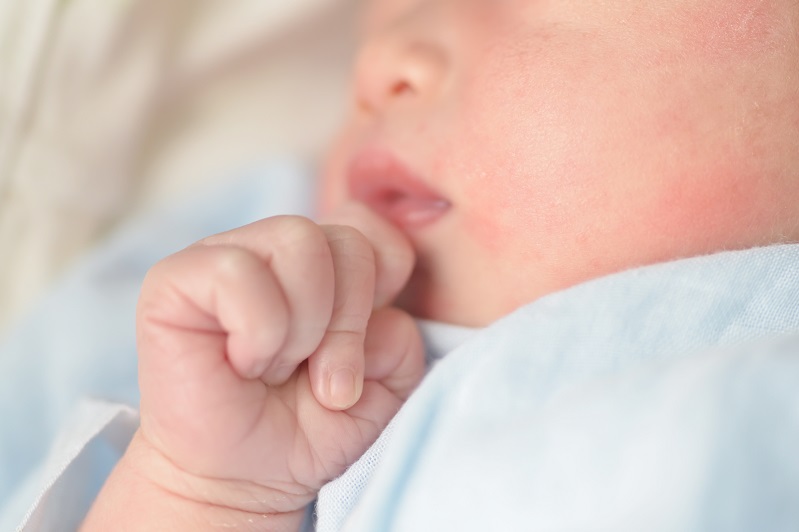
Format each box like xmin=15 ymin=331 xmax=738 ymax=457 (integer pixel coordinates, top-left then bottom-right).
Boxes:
xmin=320 ymin=0 xmax=799 ymax=326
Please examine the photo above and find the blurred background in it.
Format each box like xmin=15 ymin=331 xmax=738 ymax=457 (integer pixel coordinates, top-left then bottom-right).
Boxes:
xmin=0 ymin=0 xmax=360 ymax=336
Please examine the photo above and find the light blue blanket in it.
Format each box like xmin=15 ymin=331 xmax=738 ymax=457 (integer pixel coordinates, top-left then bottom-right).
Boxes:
xmin=2 ymin=163 xmax=799 ymax=531
xmin=319 ymin=244 xmax=799 ymax=531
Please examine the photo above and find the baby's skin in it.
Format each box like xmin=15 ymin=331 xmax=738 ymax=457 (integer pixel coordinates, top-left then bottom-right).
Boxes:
xmin=84 ymin=0 xmax=799 ymax=529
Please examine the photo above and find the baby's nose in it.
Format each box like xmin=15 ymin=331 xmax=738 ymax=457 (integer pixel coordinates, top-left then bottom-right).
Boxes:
xmin=353 ymin=19 xmax=450 ymax=116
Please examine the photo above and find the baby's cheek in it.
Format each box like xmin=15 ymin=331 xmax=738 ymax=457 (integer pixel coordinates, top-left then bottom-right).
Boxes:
xmin=637 ymin=165 xmax=776 ymax=260
xmin=454 ymin=153 xmax=534 ymax=256
xmin=457 ymin=160 xmax=582 ymax=263
xmin=676 ymin=0 xmax=780 ymax=61
xmin=452 ymin=111 xmax=593 ymax=258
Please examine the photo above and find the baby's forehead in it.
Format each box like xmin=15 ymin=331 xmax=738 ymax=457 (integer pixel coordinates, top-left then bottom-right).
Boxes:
xmin=362 ymin=0 xmax=796 ymax=57
xmin=676 ymin=0 xmax=795 ymax=53
xmin=362 ymin=0 xmax=794 ymax=24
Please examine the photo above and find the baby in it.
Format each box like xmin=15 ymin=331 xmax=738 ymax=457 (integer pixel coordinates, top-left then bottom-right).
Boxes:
xmin=84 ymin=0 xmax=799 ymax=529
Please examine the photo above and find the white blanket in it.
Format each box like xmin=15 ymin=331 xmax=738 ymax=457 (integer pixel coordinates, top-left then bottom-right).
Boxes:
xmin=0 ymin=0 xmax=357 ymax=332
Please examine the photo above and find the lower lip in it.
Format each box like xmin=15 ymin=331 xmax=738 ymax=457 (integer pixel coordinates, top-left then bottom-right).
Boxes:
xmin=349 ymin=153 xmax=451 ymax=230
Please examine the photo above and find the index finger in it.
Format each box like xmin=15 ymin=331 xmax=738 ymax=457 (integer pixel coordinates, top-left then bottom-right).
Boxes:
xmin=321 ymin=202 xmax=416 ymax=308
xmin=308 ymin=224 xmax=377 ymax=410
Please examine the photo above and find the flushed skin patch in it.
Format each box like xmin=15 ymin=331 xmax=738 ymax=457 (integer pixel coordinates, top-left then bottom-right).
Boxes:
xmin=320 ymin=0 xmax=799 ymax=326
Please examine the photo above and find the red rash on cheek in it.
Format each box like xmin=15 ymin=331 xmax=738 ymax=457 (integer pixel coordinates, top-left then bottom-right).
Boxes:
xmin=459 ymin=165 xmax=573 ymax=261
xmin=459 ymin=176 xmax=512 ymax=254
xmin=463 ymin=209 xmax=520 ymax=259
xmin=638 ymin=164 xmax=774 ymax=260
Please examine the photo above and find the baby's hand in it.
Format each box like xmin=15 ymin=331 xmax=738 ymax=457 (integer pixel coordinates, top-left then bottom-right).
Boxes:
xmin=85 ymin=204 xmax=424 ymax=529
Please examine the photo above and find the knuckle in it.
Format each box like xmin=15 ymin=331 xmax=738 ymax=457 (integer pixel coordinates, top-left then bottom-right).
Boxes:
xmin=324 ymin=224 xmax=375 ymax=263
xmin=194 ymin=215 xmax=325 ymax=250
xmin=273 ymin=215 xmax=323 ymax=242
xmin=201 ymin=246 xmax=260 ymax=283
xmin=195 ymin=230 xmax=236 ymax=248
xmin=272 ymin=215 xmax=331 ymax=257
xmin=140 ymin=251 xmax=183 ymax=293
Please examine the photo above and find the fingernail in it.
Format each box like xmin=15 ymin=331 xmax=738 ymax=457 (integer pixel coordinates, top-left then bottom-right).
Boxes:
xmin=329 ymin=369 xmax=358 ymax=409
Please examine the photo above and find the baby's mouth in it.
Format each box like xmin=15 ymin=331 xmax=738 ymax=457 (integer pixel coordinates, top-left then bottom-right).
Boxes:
xmin=348 ymin=150 xmax=451 ymax=230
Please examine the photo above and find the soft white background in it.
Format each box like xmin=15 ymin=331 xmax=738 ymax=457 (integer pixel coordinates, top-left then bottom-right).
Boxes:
xmin=0 ymin=0 xmax=360 ymax=334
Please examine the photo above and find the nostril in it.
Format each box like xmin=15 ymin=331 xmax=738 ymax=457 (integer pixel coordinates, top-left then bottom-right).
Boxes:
xmin=357 ymin=79 xmax=414 ymax=114
xmin=354 ymin=38 xmax=448 ymax=115
xmin=390 ymin=80 xmax=414 ymax=97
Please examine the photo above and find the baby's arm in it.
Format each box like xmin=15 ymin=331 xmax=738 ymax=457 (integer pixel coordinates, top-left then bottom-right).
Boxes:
xmin=82 ymin=205 xmax=425 ymax=531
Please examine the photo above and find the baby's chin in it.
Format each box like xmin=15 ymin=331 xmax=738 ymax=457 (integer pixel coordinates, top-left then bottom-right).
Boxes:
xmin=395 ymin=273 xmax=508 ymax=328
xmin=394 ymin=271 xmax=454 ymax=325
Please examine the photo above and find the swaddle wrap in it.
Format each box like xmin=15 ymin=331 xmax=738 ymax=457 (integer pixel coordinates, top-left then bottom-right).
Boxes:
xmin=319 ymin=244 xmax=799 ymax=531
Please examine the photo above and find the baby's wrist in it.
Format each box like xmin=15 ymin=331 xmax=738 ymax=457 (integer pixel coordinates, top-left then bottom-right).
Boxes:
xmin=84 ymin=430 xmax=312 ymax=531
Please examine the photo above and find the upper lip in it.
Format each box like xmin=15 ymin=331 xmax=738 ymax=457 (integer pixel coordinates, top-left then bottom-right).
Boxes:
xmin=347 ymin=148 xmax=451 ymax=229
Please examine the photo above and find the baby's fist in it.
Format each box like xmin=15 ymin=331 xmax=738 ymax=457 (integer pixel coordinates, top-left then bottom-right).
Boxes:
xmin=134 ymin=204 xmax=425 ymax=518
